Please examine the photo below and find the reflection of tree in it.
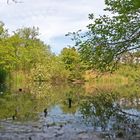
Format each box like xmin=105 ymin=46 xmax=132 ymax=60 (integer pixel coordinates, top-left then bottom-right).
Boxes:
xmin=116 ymin=83 xmax=140 ymax=111
xmin=0 ymin=83 xmax=84 ymax=121
xmin=59 ymin=85 xmax=83 ymax=114
xmin=80 ymin=92 xmax=140 ymax=139
xmin=0 ymin=93 xmax=40 ymax=121
xmin=61 ymin=96 xmax=78 ymax=114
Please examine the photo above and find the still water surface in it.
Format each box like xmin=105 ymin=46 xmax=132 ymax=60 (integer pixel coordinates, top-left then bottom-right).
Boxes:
xmin=0 ymin=81 xmax=140 ymax=140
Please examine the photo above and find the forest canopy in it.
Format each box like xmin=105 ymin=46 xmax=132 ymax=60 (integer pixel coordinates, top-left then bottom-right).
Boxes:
xmin=0 ymin=22 xmax=84 ymax=85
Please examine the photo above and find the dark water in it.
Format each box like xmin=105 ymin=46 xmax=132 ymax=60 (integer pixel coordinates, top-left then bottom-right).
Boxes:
xmin=0 ymin=81 xmax=140 ymax=140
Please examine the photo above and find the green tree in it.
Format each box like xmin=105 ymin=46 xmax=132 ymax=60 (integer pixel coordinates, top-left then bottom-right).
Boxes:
xmin=0 ymin=24 xmax=55 ymax=85
xmin=14 ymin=27 xmax=51 ymax=71
xmin=60 ymin=47 xmax=84 ymax=80
xmin=0 ymin=22 xmax=8 ymax=39
xmin=70 ymin=0 xmax=140 ymax=72
xmin=0 ymin=22 xmax=10 ymax=69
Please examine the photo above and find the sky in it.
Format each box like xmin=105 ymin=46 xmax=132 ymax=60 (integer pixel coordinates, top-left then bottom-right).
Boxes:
xmin=0 ymin=0 xmax=105 ymax=54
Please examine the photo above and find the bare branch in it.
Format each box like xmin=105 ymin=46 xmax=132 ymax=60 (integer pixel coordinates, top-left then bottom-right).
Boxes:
xmin=98 ymin=30 xmax=140 ymax=46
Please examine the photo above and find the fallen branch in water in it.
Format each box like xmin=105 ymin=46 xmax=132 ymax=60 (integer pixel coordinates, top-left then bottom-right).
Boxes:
xmin=116 ymin=107 xmax=140 ymax=118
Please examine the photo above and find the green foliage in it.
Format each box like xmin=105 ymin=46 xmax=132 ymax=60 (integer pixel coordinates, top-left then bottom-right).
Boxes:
xmin=105 ymin=0 xmax=140 ymax=14
xmin=0 ymin=22 xmax=70 ymax=86
xmin=60 ymin=47 xmax=84 ymax=80
xmin=69 ymin=0 xmax=140 ymax=72
xmin=48 ymin=56 xmax=69 ymax=83
xmin=116 ymin=64 xmax=140 ymax=81
xmin=0 ymin=21 xmax=8 ymax=39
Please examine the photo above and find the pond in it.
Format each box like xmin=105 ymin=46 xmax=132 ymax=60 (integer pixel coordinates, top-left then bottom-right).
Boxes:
xmin=0 ymin=81 xmax=140 ymax=140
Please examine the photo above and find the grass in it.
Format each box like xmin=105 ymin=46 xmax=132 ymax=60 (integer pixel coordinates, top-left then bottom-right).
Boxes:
xmin=84 ymin=68 xmax=129 ymax=93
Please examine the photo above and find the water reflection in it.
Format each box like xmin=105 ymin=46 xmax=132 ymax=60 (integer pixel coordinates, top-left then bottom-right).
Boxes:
xmin=0 ymin=83 xmax=7 ymax=93
xmin=80 ymin=92 xmax=140 ymax=139
xmin=0 ymin=81 xmax=140 ymax=139
xmin=0 ymin=82 xmax=83 ymax=121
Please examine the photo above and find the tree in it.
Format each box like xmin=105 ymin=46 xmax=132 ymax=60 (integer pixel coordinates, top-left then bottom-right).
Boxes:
xmin=0 ymin=22 xmax=71 ymax=85
xmin=70 ymin=0 xmax=140 ymax=72
xmin=0 ymin=22 xmax=8 ymax=39
xmin=60 ymin=47 xmax=84 ymax=80
xmin=0 ymin=22 xmax=10 ymax=69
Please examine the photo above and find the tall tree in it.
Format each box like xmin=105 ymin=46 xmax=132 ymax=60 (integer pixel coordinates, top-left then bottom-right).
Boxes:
xmin=70 ymin=0 xmax=140 ymax=72
xmin=60 ymin=47 xmax=84 ymax=80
